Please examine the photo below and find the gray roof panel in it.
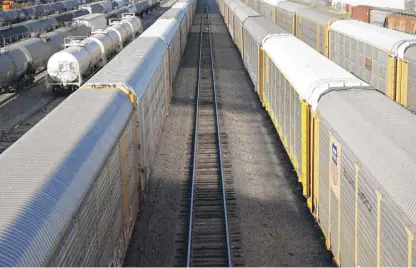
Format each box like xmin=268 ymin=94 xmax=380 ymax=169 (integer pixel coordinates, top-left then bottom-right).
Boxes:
xmin=243 ymin=16 xmax=288 ymax=44
xmin=297 ymin=7 xmax=342 ymax=25
xmin=318 ymin=89 xmax=416 ymax=225
xmin=0 ymin=89 xmax=133 ymax=266
xmin=233 ymin=6 xmax=260 ymax=23
xmin=86 ymin=36 xmax=167 ymax=99
xmin=276 ymin=1 xmax=306 ymax=13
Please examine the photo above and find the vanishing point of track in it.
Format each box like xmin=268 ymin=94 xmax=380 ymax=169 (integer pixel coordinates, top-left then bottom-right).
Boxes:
xmin=185 ymin=2 xmax=232 ymax=267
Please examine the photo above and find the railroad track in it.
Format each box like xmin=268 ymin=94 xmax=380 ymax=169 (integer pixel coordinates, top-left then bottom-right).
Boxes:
xmin=0 ymin=96 xmax=65 ymax=154
xmin=176 ymin=3 xmax=242 ymax=267
xmin=0 ymin=70 xmax=47 ymax=108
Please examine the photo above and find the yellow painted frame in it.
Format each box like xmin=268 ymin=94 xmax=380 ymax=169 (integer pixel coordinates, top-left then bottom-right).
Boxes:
xmin=387 ymin=54 xmax=397 ymax=100
xmin=396 ymin=58 xmax=409 ymax=106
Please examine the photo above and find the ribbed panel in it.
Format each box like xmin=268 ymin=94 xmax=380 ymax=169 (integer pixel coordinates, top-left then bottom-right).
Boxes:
xmin=283 ymin=78 xmax=289 ymax=147
xmin=171 ymin=30 xmax=181 ymax=80
xmin=276 ymin=9 xmax=294 ymax=34
xmin=339 ymin=153 xmax=355 ymax=267
xmin=277 ymin=72 xmax=283 ymax=135
xmin=242 ymin=29 xmax=258 ymax=88
xmin=357 ymin=168 xmax=377 ymax=267
xmin=380 ymin=198 xmax=407 ymax=266
xmin=318 ymin=118 xmax=330 ymax=238
xmin=407 ymin=61 xmax=416 ymax=112
xmin=51 ymin=224 xmax=79 ymax=266
xmin=294 ymin=96 xmax=301 ymax=176
xmin=82 ymin=236 xmax=98 ymax=266
xmin=180 ymin=22 xmax=187 ymax=56
xmin=330 ymin=30 xmax=388 ymax=95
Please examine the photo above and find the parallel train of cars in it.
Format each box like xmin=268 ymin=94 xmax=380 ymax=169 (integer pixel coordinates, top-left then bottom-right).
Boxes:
xmin=219 ymin=0 xmax=416 ymax=266
xmin=46 ymin=13 xmax=143 ymax=92
xmin=0 ymin=0 xmax=161 ymax=93
xmin=0 ymin=0 xmax=196 ymax=265
xmin=230 ymin=0 xmax=416 ymax=113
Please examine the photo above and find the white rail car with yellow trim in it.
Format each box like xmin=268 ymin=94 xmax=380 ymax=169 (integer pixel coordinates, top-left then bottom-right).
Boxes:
xmin=218 ymin=0 xmax=416 ymax=266
xmin=0 ymin=0 xmax=197 ymax=266
xmin=236 ymin=0 xmax=416 ymax=113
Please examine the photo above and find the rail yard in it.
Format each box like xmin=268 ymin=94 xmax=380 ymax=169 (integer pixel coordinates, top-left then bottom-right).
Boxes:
xmin=1 ymin=0 xmax=416 ymax=266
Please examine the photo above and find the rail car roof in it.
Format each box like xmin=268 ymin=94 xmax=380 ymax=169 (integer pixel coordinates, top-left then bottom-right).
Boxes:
xmin=243 ymin=16 xmax=288 ymax=44
xmin=159 ymin=8 xmax=187 ymax=22
xmin=262 ymin=0 xmax=285 ymax=7
xmin=229 ymin=0 xmax=246 ymax=10
xmin=275 ymin=1 xmax=305 ymax=13
xmin=296 ymin=7 xmax=343 ymax=25
xmin=0 ymin=89 xmax=133 ymax=266
xmin=262 ymin=34 xmax=370 ymax=110
xmin=140 ymin=18 xmax=179 ymax=48
xmin=171 ymin=1 xmax=190 ymax=10
xmin=234 ymin=6 xmax=260 ymax=23
xmin=318 ymin=89 xmax=416 ymax=225
xmin=86 ymin=37 xmax=167 ymax=99
xmin=330 ymin=19 xmax=416 ymax=57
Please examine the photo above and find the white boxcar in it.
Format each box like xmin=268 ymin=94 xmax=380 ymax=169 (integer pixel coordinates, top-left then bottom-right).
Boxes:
xmin=0 ymin=88 xmax=139 ymax=267
xmin=242 ymin=16 xmax=288 ymax=93
xmin=84 ymin=37 xmax=170 ymax=192
xmin=232 ymin=6 xmax=260 ymax=55
xmin=140 ymin=19 xmax=181 ymax=90
xmin=316 ymin=89 xmax=416 ymax=267
xmin=329 ymin=19 xmax=416 ymax=109
xmin=159 ymin=7 xmax=189 ymax=56
xmin=74 ymin=13 xmax=107 ymax=31
xmin=261 ymin=34 xmax=370 ymax=180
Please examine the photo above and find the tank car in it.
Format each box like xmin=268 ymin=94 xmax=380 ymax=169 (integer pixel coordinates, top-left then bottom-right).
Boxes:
xmin=47 ymin=14 xmax=142 ymax=92
xmin=0 ymin=24 xmax=31 ymax=47
xmin=0 ymin=24 xmax=91 ymax=93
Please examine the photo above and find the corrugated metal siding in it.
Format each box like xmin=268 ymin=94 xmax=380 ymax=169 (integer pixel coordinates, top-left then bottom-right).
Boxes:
xmin=339 ymin=153 xmax=356 ymax=267
xmin=318 ymin=89 xmax=416 ymax=267
xmin=318 ymin=115 xmax=330 ymax=241
xmin=330 ymin=30 xmax=389 ymax=95
xmin=276 ymin=7 xmax=296 ymax=33
xmin=404 ymin=46 xmax=416 ymax=112
xmin=0 ymin=89 xmax=134 ymax=266
xmin=242 ymin=27 xmax=258 ymax=89
xmin=86 ymin=37 xmax=167 ymax=99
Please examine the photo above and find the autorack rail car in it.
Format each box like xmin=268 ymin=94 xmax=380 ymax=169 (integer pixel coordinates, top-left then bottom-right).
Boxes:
xmin=218 ymin=0 xmax=416 ymax=266
xmin=0 ymin=0 xmax=197 ymax=266
xmin=235 ymin=0 xmax=416 ymax=113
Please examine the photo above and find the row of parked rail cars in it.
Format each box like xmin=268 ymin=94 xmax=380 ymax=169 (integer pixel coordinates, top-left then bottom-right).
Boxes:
xmin=350 ymin=5 xmax=416 ymax=35
xmin=46 ymin=13 xmax=143 ymax=92
xmin=224 ymin=0 xmax=416 ymax=113
xmin=0 ymin=0 xmax=160 ymax=48
xmin=0 ymin=23 xmax=91 ymax=92
xmin=0 ymin=0 xmax=80 ymax=26
xmin=0 ymin=0 xmax=196 ymax=266
xmin=219 ymin=0 xmax=416 ymax=266
xmin=0 ymin=0 xmax=161 ymax=93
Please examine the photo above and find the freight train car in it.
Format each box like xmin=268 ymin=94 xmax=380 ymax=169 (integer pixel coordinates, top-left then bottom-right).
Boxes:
xmin=47 ymin=14 xmax=142 ymax=92
xmin=238 ymin=0 xmax=416 ymax=112
xmin=0 ymin=24 xmax=91 ymax=92
xmin=329 ymin=19 xmax=416 ymax=111
xmin=0 ymin=0 xmax=197 ymax=266
xmin=218 ymin=0 xmax=416 ymax=266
